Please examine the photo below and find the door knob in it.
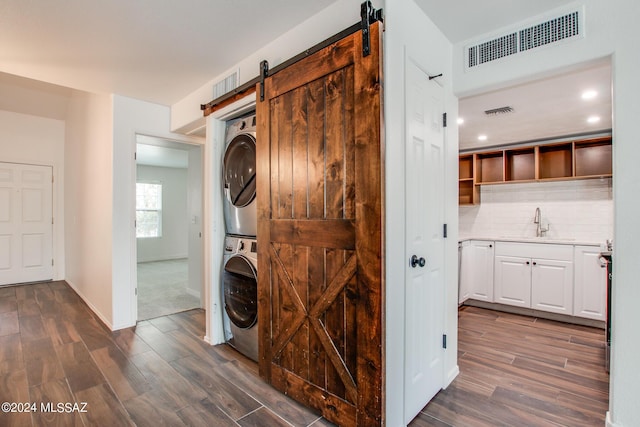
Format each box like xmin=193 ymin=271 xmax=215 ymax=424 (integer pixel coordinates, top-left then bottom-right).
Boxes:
xmin=410 ymin=255 xmax=426 ymax=268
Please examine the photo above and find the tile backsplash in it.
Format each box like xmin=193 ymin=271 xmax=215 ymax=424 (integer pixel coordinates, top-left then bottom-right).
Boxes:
xmin=459 ymin=178 xmax=613 ymax=243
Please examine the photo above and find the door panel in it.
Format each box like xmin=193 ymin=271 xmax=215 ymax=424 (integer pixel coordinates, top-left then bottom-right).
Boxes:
xmin=0 ymin=162 xmax=53 ymax=286
xmin=531 ymin=259 xmax=573 ymax=314
xmin=495 ymin=255 xmax=531 ymax=307
xmin=257 ymin=23 xmax=382 ymax=427
xmin=404 ymin=58 xmax=446 ymax=423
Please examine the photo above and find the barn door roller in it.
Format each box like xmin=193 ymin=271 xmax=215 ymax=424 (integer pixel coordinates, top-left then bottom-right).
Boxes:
xmin=361 ymin=1 xmax=383 ymax=57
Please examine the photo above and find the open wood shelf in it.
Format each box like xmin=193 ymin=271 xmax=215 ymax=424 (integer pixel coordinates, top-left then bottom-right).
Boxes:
xmin=476 ymin=151 xmax=504 ymax=184
xmin=506 ymin=147 xmax=535 ymax=181
xmin=459 ymin=137 xmax=612 ymax=205
xmin=574 ymin=137 xmax=613 ymax=177
xmin=539 ymin=143 xmax=573 ymax=179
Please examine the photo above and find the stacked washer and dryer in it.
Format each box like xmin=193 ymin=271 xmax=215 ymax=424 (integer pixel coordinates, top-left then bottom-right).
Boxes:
xmin=221 ymin=114 xmax=259 ymax=362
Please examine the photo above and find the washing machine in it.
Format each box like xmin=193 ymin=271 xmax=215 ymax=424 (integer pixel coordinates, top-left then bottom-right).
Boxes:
xmin=223 ymin=114 xmax=257 ymax=237
xmin=222 ymin=235 xmax=258 ymax=361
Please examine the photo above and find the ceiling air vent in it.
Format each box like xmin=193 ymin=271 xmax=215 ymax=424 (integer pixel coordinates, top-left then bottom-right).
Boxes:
xmin=484 ymin=106 xmax=514 ymax=116
xmin=213 ymin=70 xmax=239 ymax=99
xmin=465 ymin=8 xmax=583 ymax=70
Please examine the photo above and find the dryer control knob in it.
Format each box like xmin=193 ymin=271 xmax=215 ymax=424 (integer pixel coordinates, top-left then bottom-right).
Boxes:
xmin=239 ymin=241 xmax=245 ymax=251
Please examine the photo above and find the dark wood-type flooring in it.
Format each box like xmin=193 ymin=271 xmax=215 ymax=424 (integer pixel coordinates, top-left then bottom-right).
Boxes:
xmin=411 ymin=306 xmax=609 ymax=427
xmin=0 ymin=282 xmax=609 ymax=426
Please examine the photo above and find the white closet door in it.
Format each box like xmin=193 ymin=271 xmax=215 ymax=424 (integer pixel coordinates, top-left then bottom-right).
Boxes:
xmin=0 ymin=162 xmax=53 ymax=286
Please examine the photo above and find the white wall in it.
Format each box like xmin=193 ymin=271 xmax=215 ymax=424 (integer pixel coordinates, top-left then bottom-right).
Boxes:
xmin=187 ymin=146 xmax=203 ymax=299
xmin=460 ymin=179 xmax=613 ymax=243
xmin=64 ymin=90 xmax=114 ymax=326
xmin=451 ymin=1 xmax=640 ymax=425
xmin=136 ymin=165 xmax=188 ymax=263
xmin=171 ymin=0 xmax=383 ymax=133
xmin=112 ymin=95 xmax=203 ymax=329
xmin=0 ymin=110 xmax=65 ymax=280
xmin=384 ymin=0 xmax=459 ymax=425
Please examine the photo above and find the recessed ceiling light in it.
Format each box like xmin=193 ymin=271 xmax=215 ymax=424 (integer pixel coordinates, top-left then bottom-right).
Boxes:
xmin=582 ymin=90 xmax=598 ymax=100
xmin=457 ymin=117 xmax=464 ymax=125
xmin=478 ymin=135 xmax=488 ymax=141
xmin=587 ymin=115 xmax=601 ymax=124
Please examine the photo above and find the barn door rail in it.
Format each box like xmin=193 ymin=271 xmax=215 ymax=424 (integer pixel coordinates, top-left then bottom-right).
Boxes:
xmin=201 ymin=1 xmax=383 ymax=113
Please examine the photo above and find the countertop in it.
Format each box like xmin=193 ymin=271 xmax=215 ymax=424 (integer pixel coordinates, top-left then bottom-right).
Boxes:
xmin=459 ymin=236 xmax=606 ymax=247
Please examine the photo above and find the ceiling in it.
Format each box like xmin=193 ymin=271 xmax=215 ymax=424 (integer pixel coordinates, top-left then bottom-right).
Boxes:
xmin=0 ymin=1 xmax=613 ymax=149
xmin=0 ymin=0 xmax=338 ymax=106
xmin=136 ymin=135 xmax=192 ymax=169
xmin=459 ymin=61 xmax=612 ymax=150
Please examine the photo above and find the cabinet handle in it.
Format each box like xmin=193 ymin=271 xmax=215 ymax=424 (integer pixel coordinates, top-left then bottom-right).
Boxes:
xmin=489 ymin=244 xmax=493 ymax=248
xmin=526 ymin=261 xmax=530 ymax=265
xmin=533 ymin=261 xmax=537 ymax=266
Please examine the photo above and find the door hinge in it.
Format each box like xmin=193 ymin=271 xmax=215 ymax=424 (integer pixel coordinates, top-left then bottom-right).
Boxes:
xmin=51 ymin=259 xmax=54 ymax=266
xmin=134 ymin=152 xmax=137 ymax=160
xmin=360 ymin=1 xmax=383 ymax=57
xmin=443 ymin=112 xmax=447 ymax=128
xmin=442 ymin=334 xmax=447 ymax=349
xmin=443 ymin=223 xmax=448 ymax=238
xmin=135 ymin=288 xmax=137 ymax=296
xmin=259 ymin=60 xmax=269 ymax=101
xmin=52 ymin=217 xmax=54 ymax=225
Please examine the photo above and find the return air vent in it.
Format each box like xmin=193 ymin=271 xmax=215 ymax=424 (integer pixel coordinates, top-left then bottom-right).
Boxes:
xmin=465 ymin=8 xmax=583 ymax=70
xmin=520 ymin=12 xmax=580 ymax=52
xmin=468 ymin=33 xmax=518 ymax=68
xmin=484 ymin=106 xmax=514 ymax=116
xmin=213 ymin=70 xmax=239 ymax=99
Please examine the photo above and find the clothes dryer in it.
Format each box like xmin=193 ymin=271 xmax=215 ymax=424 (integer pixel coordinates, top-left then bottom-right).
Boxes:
xmin=223 ymin=114 xmax=257 ymax=237
xmin=222 ymin=235 xmax=258 ymax=361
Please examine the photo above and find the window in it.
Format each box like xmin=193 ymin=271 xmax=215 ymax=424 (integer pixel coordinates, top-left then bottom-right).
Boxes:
xmin=136 ymin=182 xmax=162 ymax=238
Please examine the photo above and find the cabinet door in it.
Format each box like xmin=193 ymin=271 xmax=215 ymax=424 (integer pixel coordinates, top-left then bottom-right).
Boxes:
xmin=531 ymin=258 xmax=574 ymax=315
xmin=469 ymin=241 xmax=495 ymax=302
xmin=574 ymin=246 xmax=607 ymax=320
xmin=494 ymin=255 xmax=531 ymax=307
xmin=459 ymin=242 xmax=472 ymax=304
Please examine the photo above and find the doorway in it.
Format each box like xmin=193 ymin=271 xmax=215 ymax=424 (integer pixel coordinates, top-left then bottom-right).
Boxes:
xmin=455 ymin=59 xmax=613 ymax=416
xmin=135 ymin=135 xmax=203 ymax=320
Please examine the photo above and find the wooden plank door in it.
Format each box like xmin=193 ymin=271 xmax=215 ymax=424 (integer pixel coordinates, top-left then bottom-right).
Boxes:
xmin=256 ymin=23 xmax=382 ymax=427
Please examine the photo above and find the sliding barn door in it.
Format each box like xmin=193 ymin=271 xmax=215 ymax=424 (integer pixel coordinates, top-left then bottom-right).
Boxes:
xmin=256 ymin=23 xmax=382 ymax=426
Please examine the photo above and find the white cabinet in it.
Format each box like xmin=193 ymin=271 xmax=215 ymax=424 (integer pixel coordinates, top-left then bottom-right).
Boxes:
xmin=531 ymin=258 xmax=573 ymax=315
xmin=460 ymin=240 xmax=494 ymax=303
xmin=574 ymin=245 xmax=607 ymax=320
xmin=494 ymin=255 xmax=531 ymax=308
xmin=494 ymin=242 xmax=574 ymax=315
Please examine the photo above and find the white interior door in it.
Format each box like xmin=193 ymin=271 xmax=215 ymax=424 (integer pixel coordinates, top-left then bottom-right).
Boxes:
xmin=0 ymin=162 xmax=53 ymax=286
xmin=404 ymin=57 xmax=446 ymax=423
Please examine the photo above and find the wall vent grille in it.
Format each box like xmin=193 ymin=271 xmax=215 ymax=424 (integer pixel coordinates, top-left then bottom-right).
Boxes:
xmin=465 ymin=9 xmax=582 ymax=70
xmin=468 ymin=33 xmax=518 ymax=68
xmin=519 ymin=11 xmax=580 ymax=52
xmin=213 ymin=71 xmax=238 ymax=99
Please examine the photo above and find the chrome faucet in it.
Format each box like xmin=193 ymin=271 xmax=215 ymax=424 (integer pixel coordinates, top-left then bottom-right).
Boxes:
xmin=534 ymin=207 xmax=549 ymax=237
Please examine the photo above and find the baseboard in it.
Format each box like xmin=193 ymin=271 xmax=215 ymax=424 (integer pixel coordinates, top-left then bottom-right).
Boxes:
xmin=606 ymin=411 xmax=619 ymax=427
xmin=463 ymin=300 xmax=606 ymax=329
xmin=444 ymin=365 xmax=460 ymax=389
xmin=137 ymin=255 xmax=188 ymax=263
xmin=186 ymin=287 xmax=201 ymax=299
xmin=64 ymin=279 xmax=114 ymax=330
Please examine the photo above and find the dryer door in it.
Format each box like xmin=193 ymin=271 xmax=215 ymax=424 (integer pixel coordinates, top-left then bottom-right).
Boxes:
xmin=223 ymin=134 xmax=256 ymax=208
xmin=223 ymin=255 xmax=257 ymax=329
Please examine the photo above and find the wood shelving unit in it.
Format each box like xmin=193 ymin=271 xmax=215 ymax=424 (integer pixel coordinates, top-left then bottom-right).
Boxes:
xmin=505 ymin=147 xmax=535 ymax=182
xmin=458 ymin=154 xmax=478 ymax=205
xmin=458 ymin=137 xmax=612 ymax=205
